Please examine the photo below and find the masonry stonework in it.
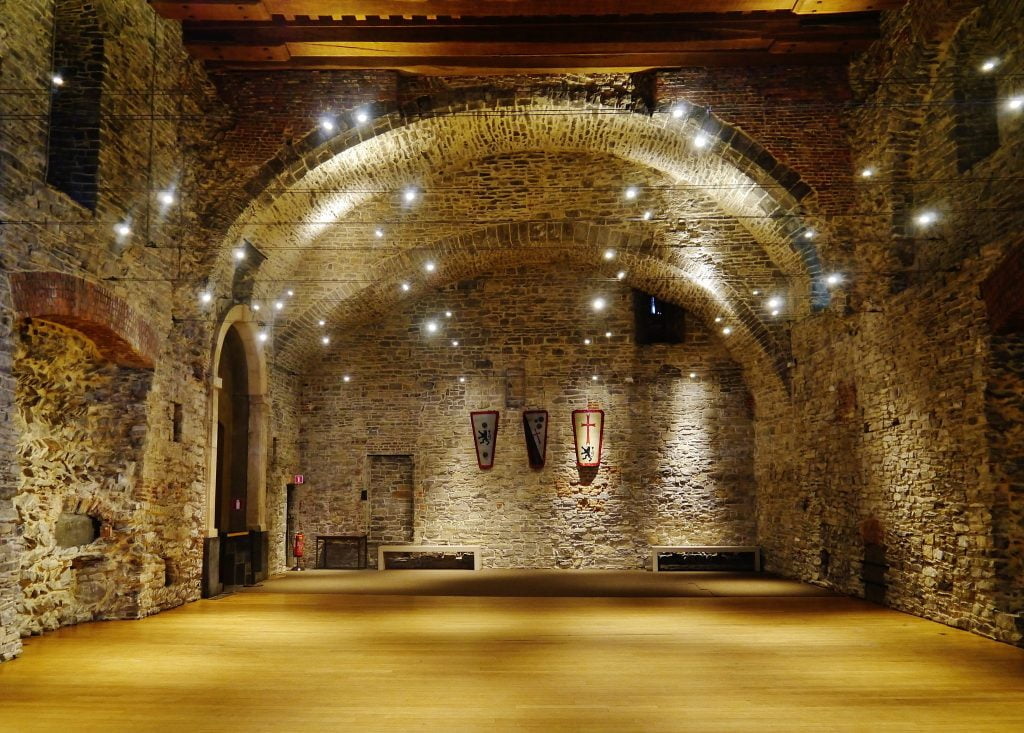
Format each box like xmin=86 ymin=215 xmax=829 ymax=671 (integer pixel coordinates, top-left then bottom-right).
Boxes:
xmin=2 ymin=0 xmax=1024 ymax=662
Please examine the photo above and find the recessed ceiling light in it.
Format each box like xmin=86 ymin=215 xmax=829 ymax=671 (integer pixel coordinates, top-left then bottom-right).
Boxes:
xmin=803 ymin=229 xmax=815 ymax=240
xmin=375 ymin=228 xmax=385 ymax=238
xmin=401 ymin=282 xmax=410 ymax=292
xmin=752 ymin=289 xmax=761 ymax=296
xmin=159 ymin=191 xmax=175 ymax=206
xmin=114 ymin=222 xmax=132 ymax=237
xmin=722 ymin=326 xmax=732 ymax=335
xmin=1007 ymin=97 xmax=1024 ymax=111
xmin=426 ymin=321 xmax=438 ymax=333
xmin=451 ymin=340 xmax=459 ymax=347
xmin=424 ymin=261 xmax=436 ymax=273
xmin=274 ymin=301 xmax=284 ymax=310
xmin=320 ymin=118 xmax=335 ymax=132
xmin=318 ymin=319 xmax=326 ymax=326
xmin=252 ymin=303 xmax=261 ymax=312
xmin=258 ymin=332 xmax=268 ymax=343
xmin=233 ymin=248 xmax=246 ymax=261
xmin=445 ymin=311 xmax=452 ymax=318
xmin=199 ymin=292 xmax=212 ymax=304
xmin=616 ymin=271 xmax=626 ymax=280
xmin=861 ymin=167 xmax=875 ymax=178
xmin=605 ymin=331 xmax=612 ymax=338
xmin=827 ymin=273 xmax=842 ymax=286
xmin=404 ymin=188 xmax=418 ymax=202
xmin=584 ymin=338 xmax=592 ymax=345
xmin=355 ymin=110 xmax=369 ymax=124
xmin=592 ymin=297 xmax=606 ymax=311
xmin=459 ymin=376 xmax=466 ymax=384
xmin=980 ymin=57 xmax=999 ymax=73
xmin=604 ymin=250 xmax=615 ymax=260
xmin=51 ymin=73 xmax=65 ymax=86
xmin=714 ymin=316 xmax=723 ymax=323
xmin=624 ymin=187 xmax=639 ymax=200
xmin=287 ymin=289 xmax=294 ymax=297
xmin=643 ymin=210 xmax=652 ymax=220
xmin=591 ymin=375 xmax=599 ymax=381
xmin=915 ymin=210 xmax=938 ymax=227
xmin=321 ymin=336 xmax=330 ymax=345
xmin=689 ymin=372 xmax=697 ymax=379
xmin=693 ymin=133 xmax=709 ymax=149
xmin=343 ymin=375 xmax=351 ymax=383
xmin=671 ymin=106 xmax=685 ymax=119
xmin=767 ymin=297 xmax=781 ymax=309
xmin=771 ymin=309 xmax=780 ymax=317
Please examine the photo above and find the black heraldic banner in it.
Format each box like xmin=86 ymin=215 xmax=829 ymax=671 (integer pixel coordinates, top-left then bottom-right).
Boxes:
xmin=522 ymin=410 xmax=548 ymax=468
xmin=470 ymin=410 xmax=499 ymax=469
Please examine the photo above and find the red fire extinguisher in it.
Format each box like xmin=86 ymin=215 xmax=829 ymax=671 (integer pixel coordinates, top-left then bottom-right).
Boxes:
xmin=291 ymin=531 xmax=305 ymax=571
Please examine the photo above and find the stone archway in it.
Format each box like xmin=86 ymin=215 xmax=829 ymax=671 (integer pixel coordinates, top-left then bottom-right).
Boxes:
xmin=203 ymin=305 xmax=269 ymax=597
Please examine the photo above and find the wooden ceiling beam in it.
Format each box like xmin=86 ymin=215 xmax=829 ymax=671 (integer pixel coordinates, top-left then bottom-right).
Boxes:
xmin=150 ymin=0 xmax=906 ymax=22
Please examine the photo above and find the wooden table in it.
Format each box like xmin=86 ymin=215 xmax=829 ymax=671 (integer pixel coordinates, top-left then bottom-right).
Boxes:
xmin=315 ymin=534 xmax=367 ymax=569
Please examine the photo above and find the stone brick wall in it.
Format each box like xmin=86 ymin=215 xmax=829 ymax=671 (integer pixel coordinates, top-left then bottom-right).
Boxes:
xmin=295 ymin=265 xmax=756 ymax=569
xmin=14 ymin=320 xmax=152 ymax=632
xmin=0 ymin=277 xmax=22 ymax=661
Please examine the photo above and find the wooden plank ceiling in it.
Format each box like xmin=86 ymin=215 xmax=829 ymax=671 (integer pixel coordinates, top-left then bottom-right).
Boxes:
xmin=150 ymin=1 xmax=908 ymax=74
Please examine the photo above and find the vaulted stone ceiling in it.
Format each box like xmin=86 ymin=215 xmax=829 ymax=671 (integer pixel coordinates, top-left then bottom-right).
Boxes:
xmin=211 ymin=94 xmax=832 ymax=387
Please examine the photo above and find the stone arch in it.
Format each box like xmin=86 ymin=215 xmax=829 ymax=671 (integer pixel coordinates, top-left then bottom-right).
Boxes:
xmin=275 ymin=224 xmax=789 ymax=398
xmin=220 ymin=91 xmax=832 ymax=310
xmin=9 ymin=272 xmax=158 ymax=369
xmin=203 ymin=305 xmax=269 ymax=596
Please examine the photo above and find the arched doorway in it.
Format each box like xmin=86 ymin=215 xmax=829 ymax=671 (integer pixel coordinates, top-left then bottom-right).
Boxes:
xmin=203 ymin=306 xmax=269 ymax=597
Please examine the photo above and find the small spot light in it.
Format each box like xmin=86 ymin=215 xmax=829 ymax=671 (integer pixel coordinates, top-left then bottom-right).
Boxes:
xmin=343 ymin=375 xmax=351 ymax=383
xmin=199 ymin=291 xmax=213 ymax=304
xmin=980 ymin=58 xmax=1000 ymax=73
xmin=861 ymin=167 xmax=875 ymax=178
xmin=592 ymin=297 xmax=606 ymax=311
xmin=689 ymin=372 xmax=697 ymax=379
xmin=51 ymin=73 xmax=65 ymax=87
xmin=915 ymin=210 xmax=938 ymax=227
xmin=321 ymin=336 xmax=330 ymax=345
xmin=605 ymin=331 xmax=612 ymax=338
xmin=159 ymin=191 xmax=175 ymax=206
xmin=459 ymin=376 xmax=466 ymax=384
xmin=403 ymin=188 xmax=418 ymax=203
xmin=714 ymin=316 xmax=723 ymax=323
xmin=426 ymin=321 xmax=438 ymax=333
xmin=591 ymin=375 xmax=599 ymax=382
xmin=287 ymin=289 xmax=294 ymax=297
xmin=624 ymin=186 xmax=639 ymax=200
xmin=693 ymin=133 xmax=709 ymax=149
xmin=451 ymin=340 xmax=459 ymax=347
xmin=1008 ymin=96 xmax=1024 ymax=111
xmin=375 ymin=228 xmax=385 ymax=238
xmin=425 ymin=261 xmax=436 ymax=273
xmin=752 ymin=289 xmax=761 ymax=296
xmin=584 ymin=338 xmax=592 ymax=345
xmin=671 ymin=106 xmax=685 ymax=119
xmin=401 ymin=282 xmax=411 ymax=292
xmin=258 ymin=332 xmax=269 ymax=343
xmin=616 ymin=271 xmax=626 ymax=280
xmin=767 ymin=297 xmax=782 ymax=309
xmin=827 ymin=273 xmax=842 ymax=286
xmin=803 ymin=229 xmax=816 ymax=240
xmin=320 ymin=118 xmax=336 ymax=132
xmin=252 ymin=303 xmax=261 ymax=312
xmin=643 ymin=210 xmax=652 ymax=221
xmin=114 ymin=222 xmax=132 ymax=237
xmin=604 ymin=249 xmax=615 ymax=261
xmin=274 ymin=301 xmax=284 ymax=311
xmin=318 ymin=319 xmax=326 ymax=327
xmin=722 ymin=326 xmax=732 ymax=336
xmin=445 ymin=311 xmax=452 ymax=318
xmin=233 ymin=248 xmax=246 ymax=261
xmin=354 ymin=110 xmax=370 ymax=124
xmin=771 ymin=309 xmax=780 ymax=317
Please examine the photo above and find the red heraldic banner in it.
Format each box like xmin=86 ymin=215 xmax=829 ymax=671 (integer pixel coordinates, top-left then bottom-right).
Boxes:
xmin=522 ymin=410 xmax=548 ymax=469
xmin=470 ymin=411 xmax=499 ymax=469
xmin=572 ymin=409 xmax=604 ymax=467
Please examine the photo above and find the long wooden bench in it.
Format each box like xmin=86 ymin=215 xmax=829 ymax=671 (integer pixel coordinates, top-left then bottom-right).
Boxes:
xmin=377 ymin=544 xmax=482 ymax=571
xmin=650 ymin=545 xmax=761 ymax=572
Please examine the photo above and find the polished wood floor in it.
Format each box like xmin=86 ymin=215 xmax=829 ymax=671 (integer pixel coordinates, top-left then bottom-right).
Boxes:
xmin=1 ymin=571 xmax=1023 ymax=732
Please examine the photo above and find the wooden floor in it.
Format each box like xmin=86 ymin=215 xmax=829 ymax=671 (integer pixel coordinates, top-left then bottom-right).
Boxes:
xmin=1 ymin=571 xmax=1023 ymax=732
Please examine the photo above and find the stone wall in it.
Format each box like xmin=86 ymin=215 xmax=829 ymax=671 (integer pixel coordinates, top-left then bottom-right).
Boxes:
xmin=14 ymin=320 xmax=151 ymax=633
xmin=0 ymin=277 xmax=22 ymax=661
xmin=296 ymin=265 xmax=756 ymax=569
xmin=755 ymin=0 xmax=1024 ymax=646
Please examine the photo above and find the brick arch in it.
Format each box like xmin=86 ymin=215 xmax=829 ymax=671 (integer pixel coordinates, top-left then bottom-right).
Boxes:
xmin=222 ymin=90 xmax=832 ymax=310
xmin=273 ymin=223 xmax=789 ymax=395
xmin=9 ymin=273 xmax=158 ymax=369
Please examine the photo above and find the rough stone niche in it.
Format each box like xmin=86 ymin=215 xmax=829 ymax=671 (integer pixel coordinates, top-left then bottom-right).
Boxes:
xmin=13 ymin=320 xmax=151 ymax=635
